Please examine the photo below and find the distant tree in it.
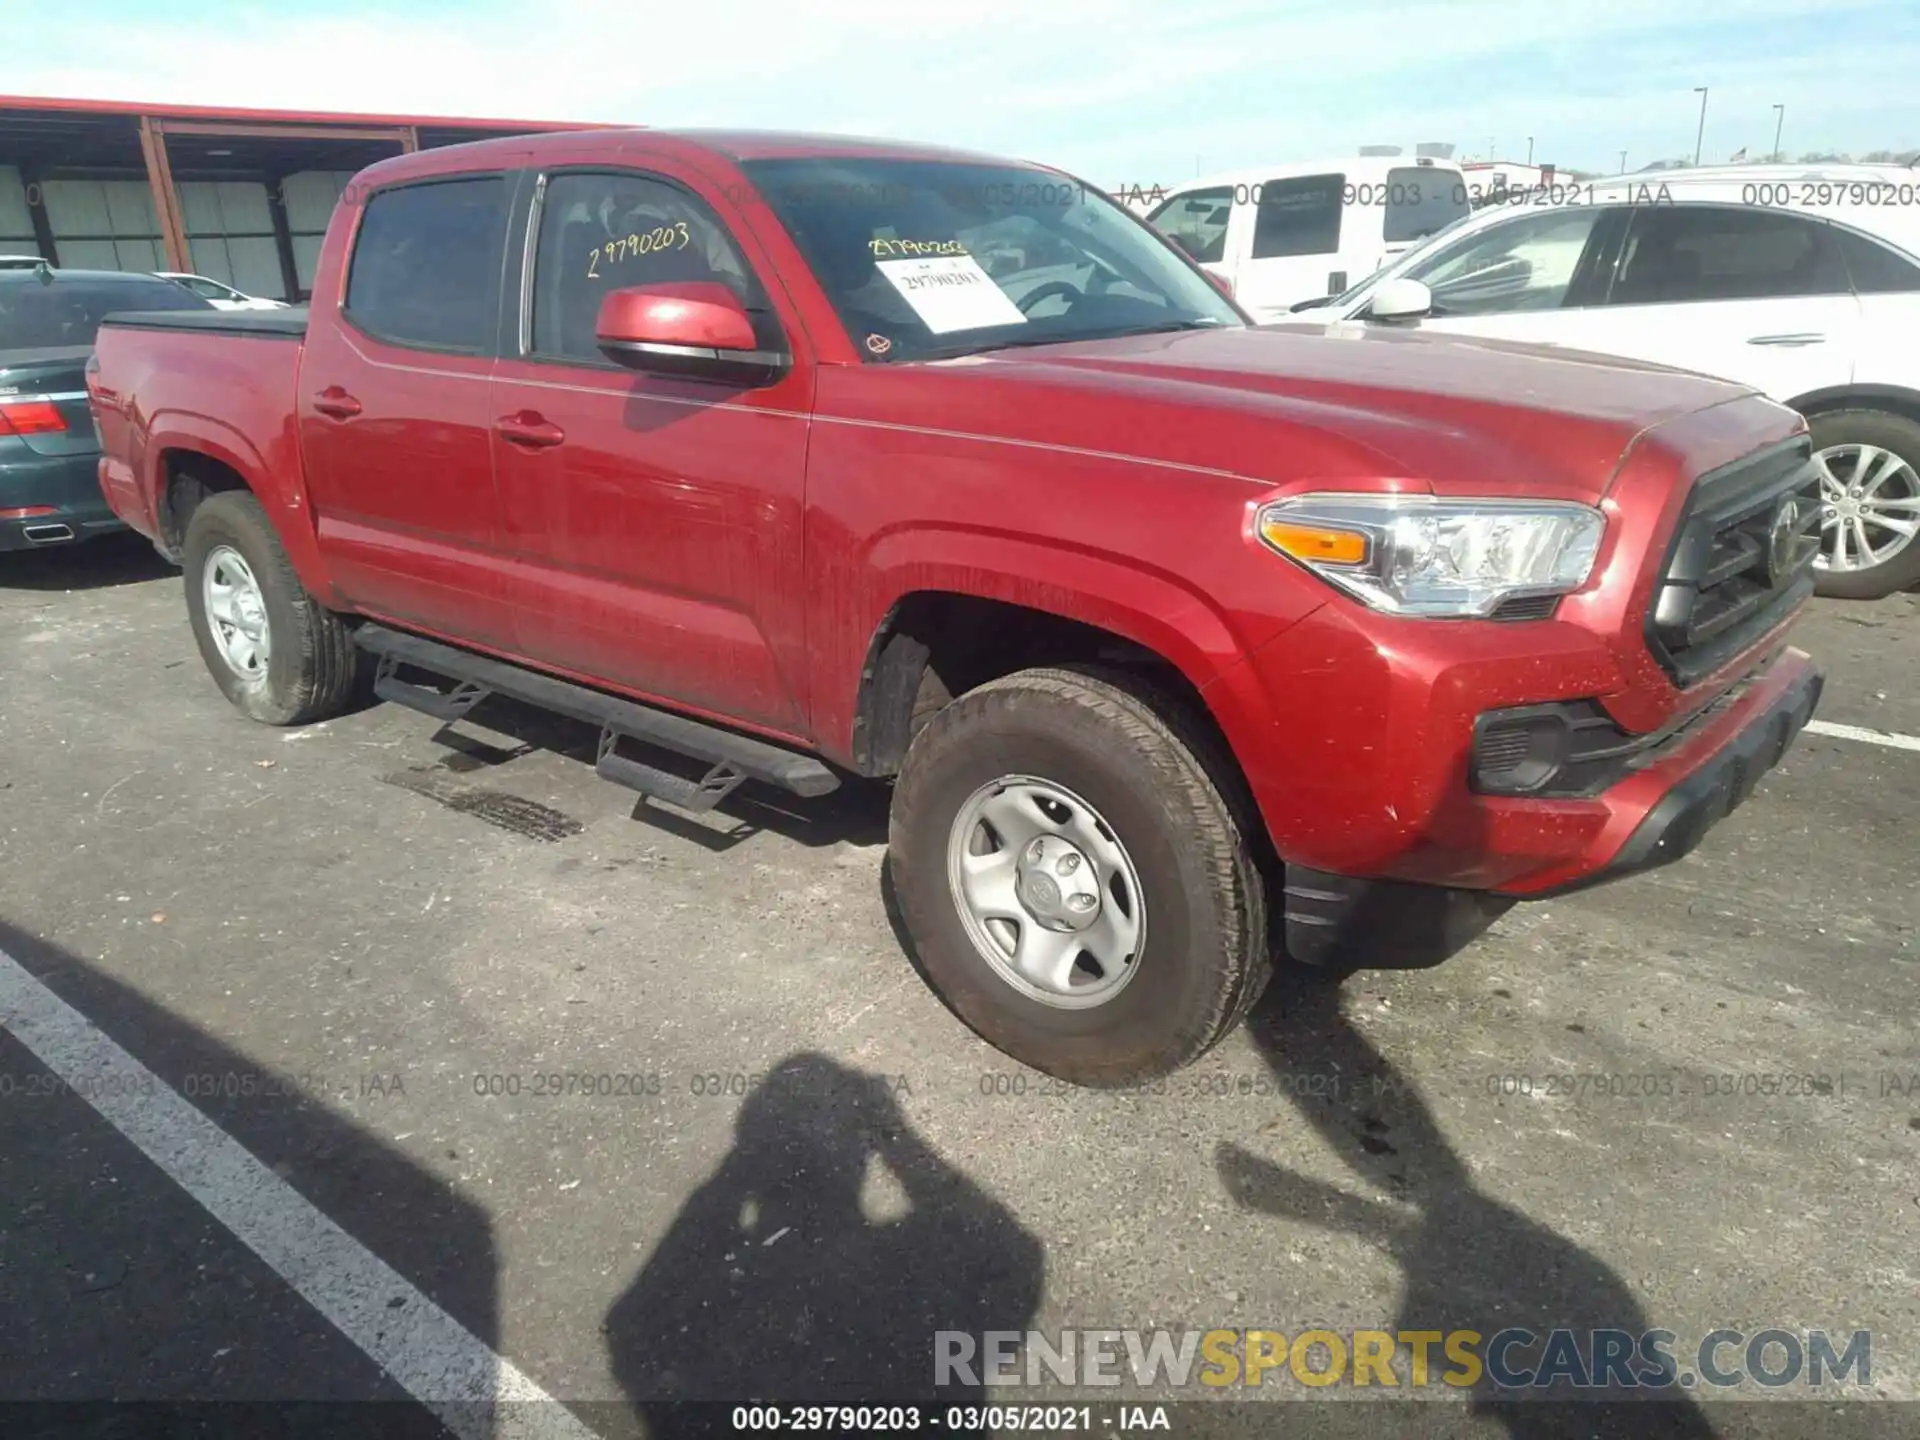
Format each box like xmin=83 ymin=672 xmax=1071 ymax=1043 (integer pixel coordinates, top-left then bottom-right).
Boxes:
xmin=1796 ymin=150 xmax=1852 ymax=163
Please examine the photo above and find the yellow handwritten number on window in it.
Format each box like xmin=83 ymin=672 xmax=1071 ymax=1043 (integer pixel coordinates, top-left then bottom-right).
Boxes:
xmin=586 ymin=221 xmax=694 ymax=280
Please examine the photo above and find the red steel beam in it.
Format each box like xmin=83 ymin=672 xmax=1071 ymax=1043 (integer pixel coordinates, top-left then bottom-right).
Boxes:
xmin=137 ymin=115 xmax=191 ymax=272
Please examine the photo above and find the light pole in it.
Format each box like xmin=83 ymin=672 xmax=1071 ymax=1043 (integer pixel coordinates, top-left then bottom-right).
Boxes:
xmin=1527 ymin=136 xmax=1534 ymax=165
xmin=1772 ymin=103 xmax=1785 ymax=161
xmin=1619 ymin=150 xmax=1628 ymax=173
xmin=1693 ymin=86 xmax=1709 ymax=166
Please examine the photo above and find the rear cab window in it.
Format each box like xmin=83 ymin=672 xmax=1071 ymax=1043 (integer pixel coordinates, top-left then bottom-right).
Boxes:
xmin=344 ymin=176 xmax=509 ymax=352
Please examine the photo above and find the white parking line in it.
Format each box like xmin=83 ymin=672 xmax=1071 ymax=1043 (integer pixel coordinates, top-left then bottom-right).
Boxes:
xmin=1805 ymin=719 xmax=1920 ymax=754
xmin=0 ymin=946 xmax=598 ymax=1440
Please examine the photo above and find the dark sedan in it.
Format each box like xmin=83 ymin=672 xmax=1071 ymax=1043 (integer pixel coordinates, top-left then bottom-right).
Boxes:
xmin=1 ymin=265 xmax=211 ymax=552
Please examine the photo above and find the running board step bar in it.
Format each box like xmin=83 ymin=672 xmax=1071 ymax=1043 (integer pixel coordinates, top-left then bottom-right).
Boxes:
xmin=355 ymin=624 xmax=838 ymax=812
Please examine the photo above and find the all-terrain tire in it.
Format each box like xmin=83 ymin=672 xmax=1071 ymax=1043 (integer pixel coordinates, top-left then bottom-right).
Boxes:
xmin=889 ymin=666 xmax=1271 ymax=1087
xmin=182 ymin=490 xmax=361 ymax=725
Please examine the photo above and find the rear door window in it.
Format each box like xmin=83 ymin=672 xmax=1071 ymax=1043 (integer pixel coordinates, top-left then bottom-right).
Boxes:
xmin=345 ymin=176 xmax=509 ymax=352
xmin=1145 ymin=187 xmax=1233 ymax=264
xmin=1251 ymin=174 xmax=1344 ymax=259
xmin=1608 ymin=205 xmax=1848 ymax=305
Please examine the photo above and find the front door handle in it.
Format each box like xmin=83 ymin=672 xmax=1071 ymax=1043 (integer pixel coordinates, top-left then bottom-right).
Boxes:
xmin=1746 ymin=333 xmax=1825 ymax=347
xmin=495 ymin=411 xmax=566 ymax=448
xmin=313 ymin=387 xmax=362 ymax=419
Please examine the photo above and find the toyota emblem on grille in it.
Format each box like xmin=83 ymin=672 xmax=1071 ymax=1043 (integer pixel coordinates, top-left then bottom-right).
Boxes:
xmin=1767 ymin=495 xmax=1809 ymax=586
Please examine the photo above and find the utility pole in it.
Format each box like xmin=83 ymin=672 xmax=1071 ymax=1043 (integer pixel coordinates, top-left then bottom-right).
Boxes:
xmin=1619 ymin=150 xmax=1628 ymax=173
xmin=1526 ymin=136 xmax=1534 ymax=165
xmin=1693 ymin=87 xmax=1709 ymax=166
xmin=1772 ymin=103 xmax=1785 ymax=161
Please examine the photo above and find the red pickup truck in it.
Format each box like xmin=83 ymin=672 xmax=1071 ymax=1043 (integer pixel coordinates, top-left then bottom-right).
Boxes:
xmin=90 ymin=130 xmax=1824 ymax=1085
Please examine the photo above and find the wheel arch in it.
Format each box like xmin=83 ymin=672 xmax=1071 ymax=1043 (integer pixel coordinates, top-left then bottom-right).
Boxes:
xmin=147 ymin=416 xmax=339 ymax=604
xmin=1787 ymin=383 xmax=1920 ymax=428
xmin=846 ymin=579 xmax=1251 ymax=788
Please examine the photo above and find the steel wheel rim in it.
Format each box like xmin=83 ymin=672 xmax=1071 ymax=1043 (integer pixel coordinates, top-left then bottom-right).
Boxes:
xmin=203 ymin=545 xmax=272 ymax=679
xmin=1812 ymin=443 xmax=1920 ymax=574
xmin=946 ymin=774 xmax=1147 ymax=1010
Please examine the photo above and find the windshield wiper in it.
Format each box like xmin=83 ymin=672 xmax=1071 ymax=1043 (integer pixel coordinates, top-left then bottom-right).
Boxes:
xmin=916 ymin=318 xmax=1222 ymax=362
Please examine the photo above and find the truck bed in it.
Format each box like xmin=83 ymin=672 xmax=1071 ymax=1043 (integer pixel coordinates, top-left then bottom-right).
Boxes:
xmin=98 ymin=308 xmax=308 ymax=339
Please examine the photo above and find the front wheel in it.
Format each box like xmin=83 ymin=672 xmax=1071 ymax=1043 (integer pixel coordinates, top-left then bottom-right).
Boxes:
xmin=1809 ymin=408 xmax=1920 ymax=600
xmin=888 ymin=667 xmax=1271 ymax=1087
xmin=182 ymin=491 xmax=362 ymax=725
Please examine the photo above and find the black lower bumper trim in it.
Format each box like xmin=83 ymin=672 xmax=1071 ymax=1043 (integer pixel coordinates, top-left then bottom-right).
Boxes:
xmin=1518 ymin=662 xmax=1824 ymax=899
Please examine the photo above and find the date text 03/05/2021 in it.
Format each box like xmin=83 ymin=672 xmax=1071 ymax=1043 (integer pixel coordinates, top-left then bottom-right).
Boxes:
xmin=727 ymin=1405 xmax=1172 ymax=1432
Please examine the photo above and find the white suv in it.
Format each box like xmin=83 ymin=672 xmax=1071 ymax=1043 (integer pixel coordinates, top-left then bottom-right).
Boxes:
xmin=1296 ymin=165 xmax=1920 ymax=599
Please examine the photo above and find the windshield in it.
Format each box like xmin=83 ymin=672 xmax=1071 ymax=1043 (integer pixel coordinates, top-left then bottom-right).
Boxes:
xmin=0 ymin=275 xmax=211 ymax=350
xmin=739 ymin=158 xmax=1244 ymax=362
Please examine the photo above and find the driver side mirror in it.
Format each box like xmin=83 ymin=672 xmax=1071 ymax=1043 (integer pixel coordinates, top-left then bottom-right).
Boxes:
xmin=1202 ymin=270 xmax=1236 ymax=300
xmin=1365 ymin=277 xmax=1433 ymax=322
xmin=595 ymin=282 xmax=787 ymax=385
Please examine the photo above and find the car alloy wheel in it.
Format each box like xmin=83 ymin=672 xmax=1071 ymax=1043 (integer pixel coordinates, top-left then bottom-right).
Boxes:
xmin=1813 ymin=442 xmax=1920 ymax=575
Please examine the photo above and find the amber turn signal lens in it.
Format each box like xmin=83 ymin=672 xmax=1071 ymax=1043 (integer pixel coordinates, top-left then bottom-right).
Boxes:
xmin=1259 ymin=518 xmax=1369 ymax=566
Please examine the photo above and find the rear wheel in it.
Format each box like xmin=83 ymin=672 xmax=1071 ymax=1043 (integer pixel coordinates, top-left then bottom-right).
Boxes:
xmin=182 ymin=490 xmax=361 ymax=725
xmin=1808 ymin=408 xmax=1920 ymax=600
xmin=888 ymin=667 xmax=1270 ymax=1087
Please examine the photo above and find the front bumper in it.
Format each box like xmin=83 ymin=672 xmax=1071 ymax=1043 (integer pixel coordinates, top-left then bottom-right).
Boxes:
xmin=1207 ymin=582 xmax=1823 ymax=894
xmin=1519 ymin=657 xmax=1822 ymax=897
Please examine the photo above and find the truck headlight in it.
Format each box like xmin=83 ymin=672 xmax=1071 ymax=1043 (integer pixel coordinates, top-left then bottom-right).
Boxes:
xmin=1257 ymin=494 xmax=1604 ymax=617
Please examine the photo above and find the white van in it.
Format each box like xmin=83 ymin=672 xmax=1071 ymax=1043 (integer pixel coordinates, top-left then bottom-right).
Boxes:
xmin=1141 ymin=156 xmax=1471 ymax=320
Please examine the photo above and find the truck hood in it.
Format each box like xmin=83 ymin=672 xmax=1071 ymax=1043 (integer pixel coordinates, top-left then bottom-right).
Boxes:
xmin=939 ymin=321 xmax=1766 ymax=504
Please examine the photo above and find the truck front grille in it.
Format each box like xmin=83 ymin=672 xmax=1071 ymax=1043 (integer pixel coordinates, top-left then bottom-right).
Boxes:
xmin=1646 ymin=437 xmax=1820 ymax=688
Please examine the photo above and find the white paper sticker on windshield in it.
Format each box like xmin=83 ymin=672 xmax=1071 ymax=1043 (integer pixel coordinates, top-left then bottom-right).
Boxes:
xmin=875 ymin=255 xmax=1027 ymax=335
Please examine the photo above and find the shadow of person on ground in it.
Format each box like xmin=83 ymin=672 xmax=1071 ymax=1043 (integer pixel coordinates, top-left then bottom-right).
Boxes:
xmin=605 ymin=1051 xmax=1043 ymax=1438
xmin=1217 ymin=958 xmax=1719 ymax=1437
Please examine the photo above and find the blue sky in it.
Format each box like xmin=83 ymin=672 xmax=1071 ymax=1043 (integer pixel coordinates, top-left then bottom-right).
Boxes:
xmin=9 ymin=0 xmax=1919 ymax=181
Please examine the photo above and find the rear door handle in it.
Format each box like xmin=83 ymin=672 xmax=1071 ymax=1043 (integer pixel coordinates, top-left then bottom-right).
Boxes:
xmin=495 ymin=411 xmax=566 ymax=448
xmin=313 ymin=387 xmax=362 ymax=418
xmin=1746 ymin=333 xmax=1825 ymax=347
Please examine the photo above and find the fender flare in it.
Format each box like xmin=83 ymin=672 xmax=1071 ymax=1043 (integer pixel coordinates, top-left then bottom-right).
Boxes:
xmin=829 ymin=526 xmax=1255 ymax=767
xmin=144 ymin=411 xmax=342 ymax=606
